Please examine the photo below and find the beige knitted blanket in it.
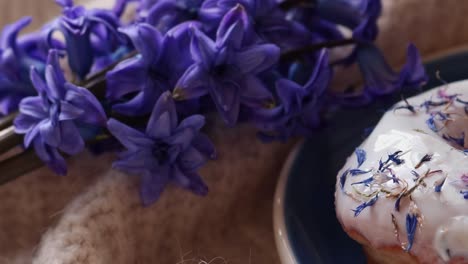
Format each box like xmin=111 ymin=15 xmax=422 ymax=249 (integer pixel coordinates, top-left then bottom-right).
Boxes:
xmin=1 ymin=1 xmax=468 ymax=263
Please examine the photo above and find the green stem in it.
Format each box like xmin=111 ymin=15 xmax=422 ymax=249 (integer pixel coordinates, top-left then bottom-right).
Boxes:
xmin=0 ymin=149 xmax=42 ymax=185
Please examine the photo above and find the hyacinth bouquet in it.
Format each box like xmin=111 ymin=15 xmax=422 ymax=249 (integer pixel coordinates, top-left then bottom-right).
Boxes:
xmin=0 ymin=0 xmax=427 ymax=206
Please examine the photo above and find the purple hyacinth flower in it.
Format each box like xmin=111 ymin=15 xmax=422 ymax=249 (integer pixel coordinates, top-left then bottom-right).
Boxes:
xmin=316 ymin=0 xmax=381 ymax=42
xmin=173 ymin=5 xmax=279 ymax=125
xmin=146 ymin=0 xmax=204 ymax=32
xmin=107 ymin=91 xmax=216 ymax=206
xmin=47 ymin=0 xmax=122 ymax=80
xmin=336 ymin=43 xmax=427 ymax=105
xmin=358 ymin=43 xmax=427 ymax=96
xmin=14 ymin=50 xmax=107 ymax=175
xmin=106 ymin=22 xmax=194 ymax=116
xmin=0 ymin=17 xmax=49 ymax=115
xmin=200 ymin=0 xmax=311 ymax=49
xmin=255 ymin=50 xmax=331 ymax=141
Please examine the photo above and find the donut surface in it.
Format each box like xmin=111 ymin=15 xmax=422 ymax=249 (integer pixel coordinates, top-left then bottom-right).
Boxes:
xmin=335 ymin=80 xmax=468 ymax=263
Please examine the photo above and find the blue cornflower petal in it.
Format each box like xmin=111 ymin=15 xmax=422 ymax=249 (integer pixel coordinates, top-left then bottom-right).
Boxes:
xmin=460 ymin=190 xmax=468 ymax=199
xmin=353 ymin=194 xmax=379 ymax=217
xmin=349 ymin=168 xmax=372 ymax=176
xmin=351 ymin=176 xmax=374 ymax=186
xmin=355 ymin=148 xmax=366 ymax=167
xmin=434 ymin=178 xmax=445 ymax=193
xmin=405 ymin=213 xmax=418 ymax=252
xmin=340 ymin=169 xmax=349 ymax=190
xmin=426 ymin=116 xmax=440 ymax=132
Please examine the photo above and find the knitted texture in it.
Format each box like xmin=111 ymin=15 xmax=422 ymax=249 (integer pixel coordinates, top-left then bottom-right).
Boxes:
xmin=0 ymin=1 xmax=467 ymax=263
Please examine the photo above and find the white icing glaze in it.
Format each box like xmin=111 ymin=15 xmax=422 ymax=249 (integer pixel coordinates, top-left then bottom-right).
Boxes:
xmin=335 ymin=80 xmax=468 ymax=263
xmin=434 ymin=216 xmax=468 ymax=262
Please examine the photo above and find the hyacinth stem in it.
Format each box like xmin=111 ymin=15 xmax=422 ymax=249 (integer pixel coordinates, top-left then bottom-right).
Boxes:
xmin=280 ymin=38 xmax=357 ymax=61
xmin=0 ymin=149 xmax=41 ymax=185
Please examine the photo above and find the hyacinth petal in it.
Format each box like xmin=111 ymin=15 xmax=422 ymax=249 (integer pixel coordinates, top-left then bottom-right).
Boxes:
xmin=178 ymin=146 xmax=206 ymax=171
xmin=39 ymin=119 xmax=61 ymax=147
xmin=113 ymin=0 xmax=130 ymax=17
xmin=174 ymin=64 xmax=209 ymax=100
xmin=64 ymin=83 xmax=107 ymax=125
xmin=24 ymin=123 xmax=42 ymax=148
xmin=146 ymin=0 xmax=177 ymax=27
xmin=105 ymin=58 xmax=147 ymax=100
xmin=241 ymin=75 xmax=273 ymax=108
xmin=190 ymin=29 xmax=216 ymax=69
xmin=114 ymin=149 xmax=154 ymax=173
xmin=166 ymin=127 xmax=196 ymax=151
xmin=33 ymin=137 xmax=68 ymax=176
xmin=140 ymin=168 xmax=169 ymax=206
xmin=178 ymin=115 xmax=205 ymax=131
xmin=63 ymin=31 xmax=94 ymax=80
xmin=217 ymin=15 xmax=245 ymax=49
xmin=162 ymin=22 xmax=198 ymax=74
xmin=45 ymin=64 xmax=65 ymax=100
xmin=399 ymin=43 xmax=427 ymax=87
xmin=0 ymin=16 xmax=32 ymax=51
xmin=147 ymin=91 xmax=178 ymax=132
xmin=0 ymin=95 xmax=22 ymax=116
xmin=148 ymin=112 xmax=172 ymax=139
xmin=107 ymin=118 xmax=153 ymax=151
xmin=30 ymin=67 xmax=48 ymax=94
xmin=59 ymin=120 xmax=84 ymax=155
xmin=304 ymin=49 xmax=331 ymax=96
xmin=192 ymin=133 xmax=216 ymax=159
xmin=14 ymin=114 xmax=41 ymax=134
xmin=209 ymin=82 xmax=240 ymax=126
xmin=276 ymin=78 xmax=304 ymax=113
xmin=216 ymin=4 xmax=247 ymax=49
xmin=356 ymin=43 xmax=400 ymax=95
xmin=18 ymin=97 xmax=47 ymax=119
xmin=112 ymin=92 xmax=152 ymax=116
xmin=120 ymin=23 xmax=163 ymax=66
xmin=316 ymin=0 xmax=366 ymax=29
xmin=233 ymin=44 xmax=280 ymax=74
xmin=173 ymin=166 xmax=208 ymax=196
xmin=55 ymin=0 xmax=73 ymax=8
xmin=58 ymin=101 xmax=84 ymax=120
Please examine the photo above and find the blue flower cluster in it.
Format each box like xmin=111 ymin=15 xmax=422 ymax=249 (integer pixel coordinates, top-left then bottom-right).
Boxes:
xmin=5 ymin=0 xmax=427 ymax=205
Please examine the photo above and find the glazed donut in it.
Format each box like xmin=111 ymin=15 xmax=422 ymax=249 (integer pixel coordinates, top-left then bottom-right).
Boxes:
xmin=335 ymin=80 xmax=468 ymax=263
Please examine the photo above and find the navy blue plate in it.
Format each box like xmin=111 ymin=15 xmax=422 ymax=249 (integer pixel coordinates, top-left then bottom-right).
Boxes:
xmin=282 ymin=49 xmax=468 ymax=263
